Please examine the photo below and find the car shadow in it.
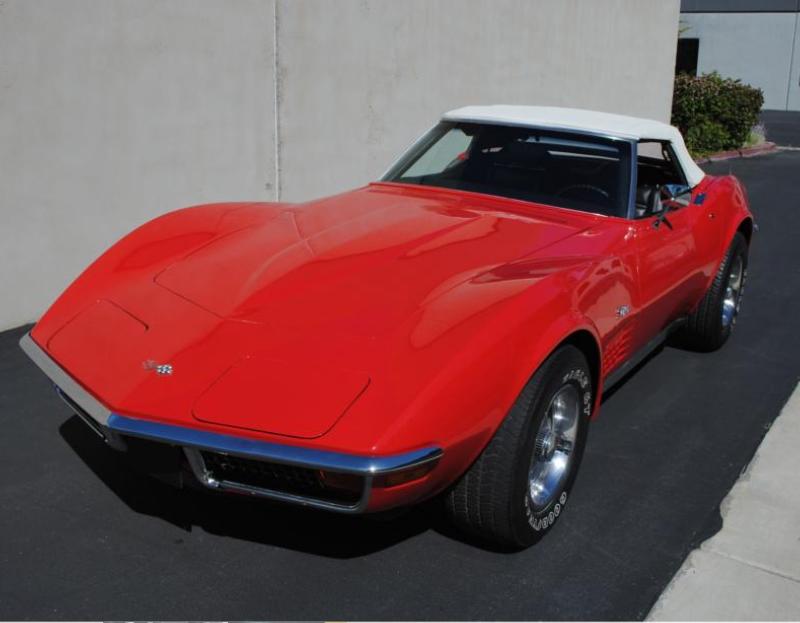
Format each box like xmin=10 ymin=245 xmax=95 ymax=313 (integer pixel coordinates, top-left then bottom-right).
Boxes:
xmin=57 ymin=341 xmax=672 ymax=558
xmin=59 ymin=416 xmax=439 ymax=558
xmin=601 ymin=342 xmax=666 ymax=403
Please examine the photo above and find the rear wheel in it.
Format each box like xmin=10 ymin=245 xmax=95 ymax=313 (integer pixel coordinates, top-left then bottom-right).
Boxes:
xmin=682 ymin=232 xmax=748 ymax=351
xmin=445 ymin=345 xmax=593 ymax=548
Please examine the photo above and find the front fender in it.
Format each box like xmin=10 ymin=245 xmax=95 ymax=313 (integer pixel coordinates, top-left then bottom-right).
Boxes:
xmin=32 ymin=201 xmax=286 ymax=344
xmin=338 ymin=263 xmax=605 ymax=506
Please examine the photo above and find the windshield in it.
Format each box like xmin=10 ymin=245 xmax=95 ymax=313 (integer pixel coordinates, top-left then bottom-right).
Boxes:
xmin=383 ymin=122 xmax=633 ymax=217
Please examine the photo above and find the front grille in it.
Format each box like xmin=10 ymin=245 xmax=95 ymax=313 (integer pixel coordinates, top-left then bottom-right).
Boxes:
xmin=200 ymin=451 xmax=363 ymax=506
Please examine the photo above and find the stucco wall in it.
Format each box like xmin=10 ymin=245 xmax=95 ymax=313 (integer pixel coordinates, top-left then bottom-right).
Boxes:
xmin=276 ymin=0 xmax=682 ymax=201
xmin=0 ymin=0 xmax=275 ymax=330
xmin=0 ymin=0 xmax=680 ymax=330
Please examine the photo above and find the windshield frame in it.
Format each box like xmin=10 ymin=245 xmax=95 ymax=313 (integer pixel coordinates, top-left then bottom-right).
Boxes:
xmin=382 ymin=120 xmax=637 ymax=219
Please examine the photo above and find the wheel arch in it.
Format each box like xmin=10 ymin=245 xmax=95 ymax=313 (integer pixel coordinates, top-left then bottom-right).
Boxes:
xmin=507 ymin=316 xmax=603 ymax=423
xmin=557 ymin=329 xmax=601 ymax=400
xmin=737 ymin=216 xmax=754 ymax=246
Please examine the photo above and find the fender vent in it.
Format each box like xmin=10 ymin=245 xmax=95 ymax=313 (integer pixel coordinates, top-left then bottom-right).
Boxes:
xmin=603 ymin=322 xmax=633 ymax=376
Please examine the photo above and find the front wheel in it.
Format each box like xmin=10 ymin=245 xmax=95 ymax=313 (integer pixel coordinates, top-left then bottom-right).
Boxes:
xmin=681 ymin=232 xmax=748 ymax=351
xmin=445 ymin=345 xmax=593 ymax=548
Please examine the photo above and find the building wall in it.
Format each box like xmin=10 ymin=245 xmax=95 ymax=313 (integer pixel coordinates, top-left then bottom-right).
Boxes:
xmin=0 ymin=0 xmax=680 ymax=330
xmin=680 ymin=11 xmax=800 ymax=110
xmin=788 ymin=15 xmax=800 ymax=110
xmin=680 ymin=0 xmax=800 ymax=111
xmin=0 ymin=0 xmax=275 ymax=330
xmin=276 ymin=0 xmax=682 ymax=201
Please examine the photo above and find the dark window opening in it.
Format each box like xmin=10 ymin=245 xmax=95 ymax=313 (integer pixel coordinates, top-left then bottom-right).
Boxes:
xmin=383 ymin=122 xmax=633 ymax=218
xmin=676 ymin=38 xmax=699 ymax=75
xmin=635 ymin=140 xmax=688 ymax=218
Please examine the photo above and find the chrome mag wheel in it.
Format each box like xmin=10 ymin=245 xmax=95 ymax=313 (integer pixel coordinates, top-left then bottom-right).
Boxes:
xmin=528 ymin=384 xmax=580 ymax=511
xmin=721 ymin=254 xmax=744 ymax=328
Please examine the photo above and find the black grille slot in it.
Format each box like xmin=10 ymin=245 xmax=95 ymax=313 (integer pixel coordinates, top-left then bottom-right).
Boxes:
xmin=200 ymin=451 xmax=363 ymax=506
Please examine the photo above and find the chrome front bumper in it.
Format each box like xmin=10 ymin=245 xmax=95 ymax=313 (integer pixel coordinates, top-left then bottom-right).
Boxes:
xmin=19 ymin=332 xmax=442 ymax=513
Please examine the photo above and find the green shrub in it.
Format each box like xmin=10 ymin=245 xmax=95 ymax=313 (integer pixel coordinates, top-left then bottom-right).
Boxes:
xmin=685 ymin=120 xmax=728 ymax=154
xmin=671 ymin=72 xmax=764 ymax=156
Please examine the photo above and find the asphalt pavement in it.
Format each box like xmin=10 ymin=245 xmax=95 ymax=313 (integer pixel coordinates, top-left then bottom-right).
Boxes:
xmin=2 ymin=151 xmax=800 ymax=620
xmin=649 ymin=383 xmax=800 ymax=620
xmin=760 ymin=110 xmax=800 ymax=147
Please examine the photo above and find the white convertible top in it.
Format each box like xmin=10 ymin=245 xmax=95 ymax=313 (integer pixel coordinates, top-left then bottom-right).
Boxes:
xmin=443 ymin=105 xmax=705 ymax=187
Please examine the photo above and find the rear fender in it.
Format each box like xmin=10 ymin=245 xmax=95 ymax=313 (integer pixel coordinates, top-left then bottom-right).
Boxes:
xmin=707 ymin=175 xmax=754 ymax=258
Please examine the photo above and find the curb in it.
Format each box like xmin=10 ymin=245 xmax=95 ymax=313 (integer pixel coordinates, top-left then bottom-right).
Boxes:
xmin=647 ymin=382 xmax=800 ymax=621
xmin=696 ymin=142 xmax=777 ymax=163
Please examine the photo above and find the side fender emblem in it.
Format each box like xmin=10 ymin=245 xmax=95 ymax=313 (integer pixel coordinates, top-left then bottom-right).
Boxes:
xmin=143 ymin=360 xmax=173 ymax=376
xmin=616 ymin=305 xmax=630 ymax=318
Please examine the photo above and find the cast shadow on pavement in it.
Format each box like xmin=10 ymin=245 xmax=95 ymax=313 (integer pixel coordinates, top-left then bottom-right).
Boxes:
xmin=57 ymin=341 xmax=669 ymax=558
xmin=59 ymin=415 xmax=441 ymax=558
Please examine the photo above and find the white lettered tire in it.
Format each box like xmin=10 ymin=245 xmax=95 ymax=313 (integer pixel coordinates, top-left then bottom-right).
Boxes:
xmin=445 ymin=345 xmax=592 ymax=548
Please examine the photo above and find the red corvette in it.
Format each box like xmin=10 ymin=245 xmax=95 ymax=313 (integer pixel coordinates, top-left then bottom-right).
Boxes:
xmin=21 ymin=106 xmax=753 ymax=547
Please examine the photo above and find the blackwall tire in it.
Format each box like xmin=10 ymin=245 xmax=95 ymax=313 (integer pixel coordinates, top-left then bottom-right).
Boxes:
xmin=682 ymin=232 xmax=748 ymax=352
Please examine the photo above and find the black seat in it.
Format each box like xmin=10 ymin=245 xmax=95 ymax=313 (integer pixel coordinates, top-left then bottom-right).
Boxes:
xmin=636 ymin=186 xmax=660 ymax=218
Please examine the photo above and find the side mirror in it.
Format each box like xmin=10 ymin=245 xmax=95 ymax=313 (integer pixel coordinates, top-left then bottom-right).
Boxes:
xmin=652 ymin=184 xmax=692 ymax=229
xmin=659 ymin=184 xmax=692 ymax=209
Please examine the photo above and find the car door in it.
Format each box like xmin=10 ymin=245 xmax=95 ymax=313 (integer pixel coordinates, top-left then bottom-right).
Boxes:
xmin=630 ymin=141 xmax=708 ymax=349
xmin=632 ymin=201 xmax=701 ymax=345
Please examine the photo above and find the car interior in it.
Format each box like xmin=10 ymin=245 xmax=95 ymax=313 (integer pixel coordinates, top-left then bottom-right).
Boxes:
xmin=635 ymin=140 xmax=689 ymax=218
xmin=392 ymin=123 xmax=632 ymax=218
xmin=390 ymin=125 xmax=694 ymax=221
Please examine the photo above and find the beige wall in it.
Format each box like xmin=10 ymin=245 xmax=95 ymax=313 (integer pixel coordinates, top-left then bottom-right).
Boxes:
xmin=277 ymin=0 xmax=682 ymax=200
xmin=0 ymin=0 xmax=680 ymax=330
xmin=680 ymin=12 xmax=800 ymax=111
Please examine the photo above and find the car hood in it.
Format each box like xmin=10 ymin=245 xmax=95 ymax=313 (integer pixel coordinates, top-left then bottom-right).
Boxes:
xmin=37 ymin=184 xmax=595 ymax=441
xmin=154 ymin=183 xmax=587 ymax=334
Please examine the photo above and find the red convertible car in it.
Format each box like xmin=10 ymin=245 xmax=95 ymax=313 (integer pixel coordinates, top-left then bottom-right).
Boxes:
xmin=21 ymin=106 xmax=752 ymax=547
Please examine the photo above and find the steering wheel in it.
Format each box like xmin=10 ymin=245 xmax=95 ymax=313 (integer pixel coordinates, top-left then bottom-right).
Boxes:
xmin=554 ymin=184 xmax=610 ymax=201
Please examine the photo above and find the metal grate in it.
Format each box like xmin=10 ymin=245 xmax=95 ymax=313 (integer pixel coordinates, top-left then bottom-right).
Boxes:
xmin=200 ymin=451 xmax=363 ymax=505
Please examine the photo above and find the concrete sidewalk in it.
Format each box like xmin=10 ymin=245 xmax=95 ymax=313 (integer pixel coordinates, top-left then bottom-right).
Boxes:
xmin=649 ymin=383 xmax=800 ymax=621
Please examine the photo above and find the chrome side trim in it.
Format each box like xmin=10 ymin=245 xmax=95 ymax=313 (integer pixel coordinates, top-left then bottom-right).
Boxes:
xmin=107 ymin=413 xmax=442 ymax=476
xmin=19 ymin=332 xmax=113 ymax=426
